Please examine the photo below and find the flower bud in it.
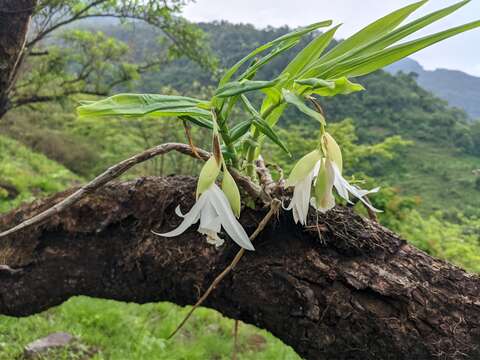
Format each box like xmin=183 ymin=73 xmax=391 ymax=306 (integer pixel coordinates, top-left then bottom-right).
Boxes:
xmin=313 ymin=159 xmax=335 ymax=212
xmin=285 ymin=149 xmax=322 ymax=187
xmin=222 ymin=166 xmax=241 ymax=217
xmin=196 ymin=156 xmax=221 ymax=198
xmin=323 ymin=132 xmax=342 ymax=172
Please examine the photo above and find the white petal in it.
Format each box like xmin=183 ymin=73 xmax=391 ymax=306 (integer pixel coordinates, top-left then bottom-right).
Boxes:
xmin=330 ymin=163 xmax=382 ymax=212
xmin=154 ymin=192 xmax=207 ymax=237
xmin=331 ymin=162 xmax=350 ymax=202
xmin=198 ymin=201 xmax=218 ymax=231
xmin=209 ymin=184 xmax=255 ymax=251
xmin=175 ymin=205 xmax=186 ymax=218
xmin=286 ymin=161 xmax=319 ymax=225
xmin=357 ymin=195 xmax=382 ymax=213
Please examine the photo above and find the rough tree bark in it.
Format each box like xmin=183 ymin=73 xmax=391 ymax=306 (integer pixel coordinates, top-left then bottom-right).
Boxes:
xmin=0 ymin=177 xmax=479 ymax=360
xmin=0 ymin=0 xmax=37 ymax=118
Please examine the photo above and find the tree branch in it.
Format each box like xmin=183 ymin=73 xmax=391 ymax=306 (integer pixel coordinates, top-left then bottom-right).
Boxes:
xmin=0 ymin=143 xmax=267 ymax=239
xmin=27 ymin=0 xmax=108 ymax=48
xmin=1 ymin=177 xmax=479 ymax=360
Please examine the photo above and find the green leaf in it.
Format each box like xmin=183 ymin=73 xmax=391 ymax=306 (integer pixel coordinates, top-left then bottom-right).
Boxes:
xmin=317 ymin=0 xmax=428 ymax=64
xmin=280 ymin=24 xmax=341 ymax=84
xmin=252 ymin=117 xmax=290 ymax=156
xmin=351 ymin=0 xmax=472 ymax=58
xmin=222 ymin=167 xmax=241 ymax=217
xmin=240 ymin=95 xmax=290 ymax=155
xmin=215 ymin=75 xmax=286 ymax=98
xmin=219 ymin=20 xmax=332 ymax=86
xmin=326 ymin=20 xmax=480 ymax=78
xmin=77 ymin=94 xmax=211 ymax=119
xmin=179 ymin=115 xmax=213 ymax=130
xmin=238 ymin=39 xmax=299 ymax=81
xmin=295 ymin=78 xmax=335 ymax=89
xmin=282 ymin=89 xmax=325 ymax=124
xmin=296 ymin=77 xmax=365 ymax=97
xmin=229 ymin=119 xmax=253 ymax=143
xmin=302 ymin=1 xmax=475 ymax=79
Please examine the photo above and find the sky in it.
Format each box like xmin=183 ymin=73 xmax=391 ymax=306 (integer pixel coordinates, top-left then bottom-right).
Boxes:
xmin=183 ymin=0 xmax=480 ymax=76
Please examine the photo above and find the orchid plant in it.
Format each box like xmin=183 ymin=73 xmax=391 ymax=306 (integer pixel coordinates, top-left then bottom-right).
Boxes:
xmin=77 ymin=1 xmax=480 ymax=250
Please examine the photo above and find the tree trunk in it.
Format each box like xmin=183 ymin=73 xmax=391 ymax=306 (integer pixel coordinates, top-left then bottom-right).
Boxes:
xmin=0 ymin=0 xmax=36 ymax=118
xmin=0 ymin=176 xmax=479 ymax=360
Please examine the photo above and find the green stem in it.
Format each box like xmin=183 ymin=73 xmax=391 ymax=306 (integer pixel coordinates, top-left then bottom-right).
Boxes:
xmin=215 ymin=108 xmax=240 ymax=168
xmin=245 ymin=102 xmax=282 ymax=178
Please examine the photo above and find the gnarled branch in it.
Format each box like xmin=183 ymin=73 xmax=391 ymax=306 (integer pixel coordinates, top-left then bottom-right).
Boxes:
xmin=1 ymin=177 xmax=479 ymax=360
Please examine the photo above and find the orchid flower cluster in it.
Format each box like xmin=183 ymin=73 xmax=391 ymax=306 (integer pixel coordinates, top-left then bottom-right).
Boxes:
xmin=77 ymin=2 xmax=479 ymax=250
xmin=285 ymin=131 xmax=380 ymax=226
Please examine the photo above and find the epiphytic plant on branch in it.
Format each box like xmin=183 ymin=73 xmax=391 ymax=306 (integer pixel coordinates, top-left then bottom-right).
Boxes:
xmin=2 ymin=0 xmax=479 ymax=351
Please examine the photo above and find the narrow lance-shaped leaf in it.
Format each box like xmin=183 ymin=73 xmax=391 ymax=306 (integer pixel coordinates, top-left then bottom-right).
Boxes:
xmin=325 ymin=20 xmax=480 ymax=78
xmin=77 ymin=94 xmax=211 ymax=119
xmin=316 ymin=0 xmax=427 ymax=64
xmin=179 ymin=115 xmax=213 ymax=130
xmin=238 ymin=39 xmax=299 ymax=81
xmin=301 ymin=0 xmax=472 ymax=78
xmin=219 ymin=20 xmax=332 ymax=86
xmin=351 ymin=0 xmax=472 ymax=58
xmin=215 ymin=74 xmax=287 ymax=98
xmin=241 ymin=95 xmax=291 ymax=155
xmin=295 ymin=77 xmax=365 ymax=97
xmin=282 ymin=89 xmax=325 ymax=124
xmin=229 ymin=119 xmax=253 ymax=143
xmin=280 ymin=24 xmax=341 ymax=85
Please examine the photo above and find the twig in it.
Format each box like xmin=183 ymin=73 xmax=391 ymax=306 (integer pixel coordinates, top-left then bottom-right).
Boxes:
xmin=182 ymin=119 xmax=201 ymax=160
xmin=363 ymin=196 xmax=378 ymax=222
xmin=0 ymin=265 xmax=23 ymax=274
xmin=0 ymin=143 xmax=267 ymax=239
xmin=232 ymin=319 xmax=240 ymax=360
xmin=167 ymin=199 xmax=282 ymax=340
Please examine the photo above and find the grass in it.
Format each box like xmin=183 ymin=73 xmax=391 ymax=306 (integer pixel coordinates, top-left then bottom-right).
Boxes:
xmin=382 ymin=141 xmax=480 ymax=217
xmin=0 ymin=297 xmax=300 ymax=360
xmin=0 ymin=135 xmax=81 ymax=213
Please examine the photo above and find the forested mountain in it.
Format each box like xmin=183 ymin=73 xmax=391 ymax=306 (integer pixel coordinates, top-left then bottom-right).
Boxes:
xmin=387 ymin=58 xmax=480 ymax=120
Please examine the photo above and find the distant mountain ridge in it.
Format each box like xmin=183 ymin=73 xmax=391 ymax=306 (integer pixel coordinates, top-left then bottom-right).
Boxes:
xmin=386 ymin=58 xmax=480 ymax=120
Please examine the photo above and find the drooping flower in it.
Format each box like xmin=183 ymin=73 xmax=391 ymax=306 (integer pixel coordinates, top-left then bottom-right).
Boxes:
xmin=285 ymin=132 xmax=381 ymax=223
xmin=154 ymin=182 xmax=254 ymax=250
xmin=283 ymin=150 xmax=322 ymax=225
xmin=154 ymin=124 xmax=252 ymax=250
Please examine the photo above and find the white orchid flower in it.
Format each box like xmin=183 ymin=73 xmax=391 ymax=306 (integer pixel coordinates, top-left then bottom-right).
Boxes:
xmin=285 ymin=132 xmax=381 ymax=223
xmin=312 ymin=158 xmax=380 ymax=213
xmin=313 ymin=132 xmax=381 ymax=213
xmin=284 ymin=150 xmax=322 ymax=225
xmin=154 ymin=183 xmax=254 ymax=250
